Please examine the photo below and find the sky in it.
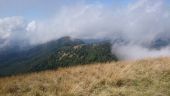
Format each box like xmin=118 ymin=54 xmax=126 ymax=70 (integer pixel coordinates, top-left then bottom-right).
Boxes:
xmin=1 ymin=0 xmax=170 ymax=60
xmin=0 ymin=0 xmax=134 ymax=20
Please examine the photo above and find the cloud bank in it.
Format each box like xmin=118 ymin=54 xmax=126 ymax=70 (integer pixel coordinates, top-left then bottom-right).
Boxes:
xmin=0 ymin=0 xmax=170 ymax=60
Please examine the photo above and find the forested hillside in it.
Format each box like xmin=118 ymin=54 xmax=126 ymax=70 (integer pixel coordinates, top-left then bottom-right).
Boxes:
xmin=0 ymin=37 xmax=117 ymax=76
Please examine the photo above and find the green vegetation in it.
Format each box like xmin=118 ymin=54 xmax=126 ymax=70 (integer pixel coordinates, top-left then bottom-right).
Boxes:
xmin=0 ymin=37 xmax=117 ymax=76
xmin=33 ymin=42 xmax=117 ymax=71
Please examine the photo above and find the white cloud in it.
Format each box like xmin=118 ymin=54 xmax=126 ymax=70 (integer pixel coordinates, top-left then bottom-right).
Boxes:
xmin=0 ymin=16 xmax=27 ymax=47
xmin=112 ymin=44 xmax=170 ymax=60
xmin=26 ymin=21 xmax=37 ymax=32
xmin=0 ymin=0 xmax=170 ymax=60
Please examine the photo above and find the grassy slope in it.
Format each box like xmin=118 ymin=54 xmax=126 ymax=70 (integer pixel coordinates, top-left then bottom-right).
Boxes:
xmin=0 ymin=57 xmax=170 ymax=96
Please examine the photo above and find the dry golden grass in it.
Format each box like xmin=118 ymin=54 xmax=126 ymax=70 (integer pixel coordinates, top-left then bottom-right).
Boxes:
xmin=0 ymin=57 xmax=170 ymax=96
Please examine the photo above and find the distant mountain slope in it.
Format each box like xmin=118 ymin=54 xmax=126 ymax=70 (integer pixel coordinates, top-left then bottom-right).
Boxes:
xmin=0 ymin=36 xmax=117 ymax=76
xmin=147 ymin=33 xmax=170 ymax=49
xmin=33 ymin=41 xmax=117 ymax=71
xmin=150 ymin=38 xmax=170 ymax=49
xmin=0 ymin=57 xmax=169 ymax=96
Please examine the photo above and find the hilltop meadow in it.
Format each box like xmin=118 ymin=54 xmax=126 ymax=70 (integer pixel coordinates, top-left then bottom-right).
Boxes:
xmin=0 ymin=57 xmax=170 ymax=96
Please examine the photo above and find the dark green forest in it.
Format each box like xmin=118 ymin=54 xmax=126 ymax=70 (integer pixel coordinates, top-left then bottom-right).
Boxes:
xmin=0 ymin=37 xmax=117 ymax=76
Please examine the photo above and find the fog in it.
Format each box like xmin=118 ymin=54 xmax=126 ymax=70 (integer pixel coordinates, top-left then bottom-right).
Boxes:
xmin=0 ymin=0 xmax=170 ymax=60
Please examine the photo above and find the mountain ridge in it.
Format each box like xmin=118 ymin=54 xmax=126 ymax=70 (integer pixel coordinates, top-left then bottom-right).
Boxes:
xmin=0 ymin=36 xmax=117 ymax=76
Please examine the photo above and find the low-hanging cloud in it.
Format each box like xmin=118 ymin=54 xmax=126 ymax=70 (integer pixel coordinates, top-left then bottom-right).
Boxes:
xmin=0 ymin=0 xmax=170 ymax=60
xmin=113 ymin=44 xmax=170 ymax=60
